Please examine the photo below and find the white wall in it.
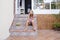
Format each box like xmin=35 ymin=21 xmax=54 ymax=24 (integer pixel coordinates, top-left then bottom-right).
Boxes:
xmin=0 ymin=0 xmax=14 ymax=40
xmin=44 ymin=0 xmax=53 ymax=3
xmin=33 ymin=9 xmax=60 ymax=14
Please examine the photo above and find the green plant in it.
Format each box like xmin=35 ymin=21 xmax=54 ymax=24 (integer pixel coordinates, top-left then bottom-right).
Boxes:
xmin=53 ymin=13 xmax=60 ymax=30
xmin=51 ymin=4 xmax=56 ymax=9
xmin=53 ymin=23 xmax=60 ymax=28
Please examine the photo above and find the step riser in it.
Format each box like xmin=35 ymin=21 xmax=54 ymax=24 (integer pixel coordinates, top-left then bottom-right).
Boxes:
xmin=15 ymin=14 xmax=37 ymax=18
xmin=10 ymin=32 xmax=37 ymax=36
xmin=14 ymin=18 xmax=37 ymax=21
xmin=12 ymin=22 xmax=37 ymax=26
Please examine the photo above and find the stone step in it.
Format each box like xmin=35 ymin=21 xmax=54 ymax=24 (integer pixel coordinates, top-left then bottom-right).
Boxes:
xmin=10 ymin=21 xmax=37 ymax=31
xmin=10 ymin=31 xmax=38 ymax=36
xmin=10 ymin=25 xmax=37 ymax=33
xmin=15 ymin=14 xmax=37 ymax=18
xmin=12 ymin=18 xmax=37 ymax=27
xmin=10 ymin=14 xmax=37 ymax=36
xmin=10 ymin=26 xmax=38 ymax=36
xmin=14 ymin=20 xmax=37 ymax=24
xmin=14 ymin=18 xmax=37 ymax=22
xmin=11 ymin=21 xmax=37 ymax=27
xmin=10 ymin=26 xmax=33 ymax=31
xmin=10 ymin=26 xmax=37 ymax=32
xmin=15 ymin=14 xmax=28 ymax=18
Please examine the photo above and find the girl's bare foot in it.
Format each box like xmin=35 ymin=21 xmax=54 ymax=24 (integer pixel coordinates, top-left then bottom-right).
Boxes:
xmin=33 ymin=29 xmax=36 ymax=31
xmin=24 ymin=28 xmax=28 ymax=32
xmin=33 ymin=28 xmax=37 ymax=31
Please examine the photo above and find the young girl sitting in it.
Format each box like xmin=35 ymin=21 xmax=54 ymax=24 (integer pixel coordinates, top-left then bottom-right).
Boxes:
xmin=24 ymin=10 xmax=36 ymax=31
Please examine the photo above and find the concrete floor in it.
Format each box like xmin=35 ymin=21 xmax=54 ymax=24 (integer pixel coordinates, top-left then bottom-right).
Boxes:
xmin=7 ymin=30 xmax=60 ymax=40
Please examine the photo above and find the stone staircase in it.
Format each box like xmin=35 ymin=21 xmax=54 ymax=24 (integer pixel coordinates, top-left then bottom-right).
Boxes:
xmin=9 ymin=14 xmax=38 ymax=36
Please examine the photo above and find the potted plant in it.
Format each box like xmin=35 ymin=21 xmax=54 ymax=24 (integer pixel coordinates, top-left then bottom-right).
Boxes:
xmin=53 ymin=13 xmax=60 ymax=31
xmin=53 ymin=23 xmax=60 ymax=31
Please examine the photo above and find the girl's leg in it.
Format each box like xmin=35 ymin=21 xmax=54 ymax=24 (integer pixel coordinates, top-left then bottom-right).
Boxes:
xmin=24 ymin=20 xmax=29 ymax=31
xmin=32 ymin=20 xmax=36 ymax=31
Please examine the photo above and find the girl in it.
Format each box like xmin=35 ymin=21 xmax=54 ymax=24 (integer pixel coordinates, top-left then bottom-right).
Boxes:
xmin=24 ymin=10 xmax=36 ymax=31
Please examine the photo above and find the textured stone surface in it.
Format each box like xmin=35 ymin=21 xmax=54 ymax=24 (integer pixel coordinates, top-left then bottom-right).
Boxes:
xmin=7 ymin=30 xmax=60 ymax=40
xmin=9 ymin=14 xmax=37 ymax=36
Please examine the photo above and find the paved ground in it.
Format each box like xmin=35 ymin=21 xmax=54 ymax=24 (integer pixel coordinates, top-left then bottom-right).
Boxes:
xmin=7 ymin=30 xmax=60 ymax=40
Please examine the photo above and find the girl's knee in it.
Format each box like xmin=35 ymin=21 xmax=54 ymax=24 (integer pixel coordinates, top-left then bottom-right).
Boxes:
xmin=32 ymin=20 xmax=34 ymax=22
xmin=32 ymin=20 xmax=34 ymax=23
xmin=27 ymin=20 xmax=29 ymax=23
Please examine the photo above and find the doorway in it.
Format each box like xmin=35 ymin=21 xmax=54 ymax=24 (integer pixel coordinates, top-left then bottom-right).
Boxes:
xmin=25 ymin=0 xmax=32 ymax=14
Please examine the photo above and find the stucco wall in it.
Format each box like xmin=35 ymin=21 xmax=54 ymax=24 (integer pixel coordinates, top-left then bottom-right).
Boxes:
xmin=0 ymin=0 xmax=14 ymax=39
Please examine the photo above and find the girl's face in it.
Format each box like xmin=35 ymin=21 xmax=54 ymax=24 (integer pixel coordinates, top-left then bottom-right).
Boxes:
xmin=30 ymin=10 xmax=33 ymax=14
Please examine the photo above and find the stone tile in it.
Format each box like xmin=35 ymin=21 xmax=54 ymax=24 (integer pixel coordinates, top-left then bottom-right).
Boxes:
xmin=7 ymin=30 xmax=60 ymax=40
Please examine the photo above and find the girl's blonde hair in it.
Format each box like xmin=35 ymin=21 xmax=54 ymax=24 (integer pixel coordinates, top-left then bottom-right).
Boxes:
xmin=29 ymin=10 xmax=34 ymax=18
